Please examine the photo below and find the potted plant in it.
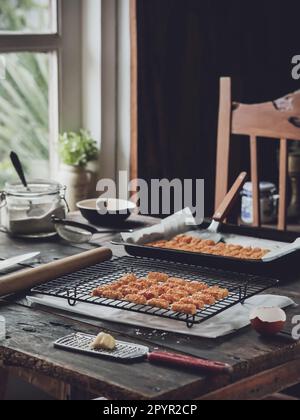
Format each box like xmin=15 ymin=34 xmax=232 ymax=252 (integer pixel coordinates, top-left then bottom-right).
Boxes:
xmin=58 ymin=130 xmax=99 ymax=211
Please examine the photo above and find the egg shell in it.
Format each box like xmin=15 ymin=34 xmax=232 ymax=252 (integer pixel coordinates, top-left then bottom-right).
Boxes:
xmin=250 ymin=307 xmax=286 ymax=337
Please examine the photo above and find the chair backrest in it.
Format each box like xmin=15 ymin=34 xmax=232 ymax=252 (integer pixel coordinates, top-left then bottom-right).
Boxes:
xmin=215 ymin=77 xmax=300 ymax=231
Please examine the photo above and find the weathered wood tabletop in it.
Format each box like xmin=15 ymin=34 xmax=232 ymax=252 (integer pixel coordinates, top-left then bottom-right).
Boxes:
xmin=0 ymin=215 xmax=300 ymax=400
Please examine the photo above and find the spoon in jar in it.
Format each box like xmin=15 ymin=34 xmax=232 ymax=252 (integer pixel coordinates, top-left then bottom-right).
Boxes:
xmin=10 ymin=151 xmax=44 ymax=217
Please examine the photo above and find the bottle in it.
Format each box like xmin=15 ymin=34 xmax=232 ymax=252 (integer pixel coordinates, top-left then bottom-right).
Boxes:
xmin=0 ymin=316 xmax=6 ymax=341
xmin=241 ymin=182 xmax=278 ymax=225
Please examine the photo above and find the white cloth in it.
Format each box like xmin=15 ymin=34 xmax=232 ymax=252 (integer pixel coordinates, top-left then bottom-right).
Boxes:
xmin=28 ymin=294 xmax=295 ymax=339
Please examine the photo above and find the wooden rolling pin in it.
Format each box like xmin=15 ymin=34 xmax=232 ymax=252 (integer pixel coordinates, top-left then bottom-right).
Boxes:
xmin=0 ymin=247 xmax=113 ymax=297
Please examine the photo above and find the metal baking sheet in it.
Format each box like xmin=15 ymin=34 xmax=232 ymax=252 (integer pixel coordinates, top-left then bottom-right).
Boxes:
xmin=114 ymin=222 xmax=300 ymax=277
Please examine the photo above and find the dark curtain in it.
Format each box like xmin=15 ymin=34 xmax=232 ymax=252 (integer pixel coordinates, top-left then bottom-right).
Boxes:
xmin=136 ymin=0 xmax=300 ymax=216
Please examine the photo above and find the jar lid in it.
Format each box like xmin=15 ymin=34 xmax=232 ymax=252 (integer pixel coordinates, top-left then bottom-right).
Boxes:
xmin=243 ymin=182 xmax=276 ymax=194
xmin=4 ymin=180 xmax=63 ymax=197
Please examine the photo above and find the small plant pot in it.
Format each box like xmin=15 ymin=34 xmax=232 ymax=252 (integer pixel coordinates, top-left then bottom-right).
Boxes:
xmin=59 ymin=164 xmax=90 ymax=211
xmin=86 ymin=159 xmax=100 ymax=197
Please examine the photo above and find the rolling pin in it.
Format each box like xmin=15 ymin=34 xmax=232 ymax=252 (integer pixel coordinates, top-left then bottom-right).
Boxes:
xmin=0 ymin=247 xmax=113 ymax=297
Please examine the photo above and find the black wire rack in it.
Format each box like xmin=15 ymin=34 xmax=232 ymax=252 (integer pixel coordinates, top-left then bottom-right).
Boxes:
xmin=32 ymin=256 xmax=279 ymax=328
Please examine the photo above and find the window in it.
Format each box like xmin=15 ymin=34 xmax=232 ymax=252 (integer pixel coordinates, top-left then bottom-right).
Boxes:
xmin=0 ymin=0 xmax=57 ymax=33
xmin=0 ymin=1 xmax=132 ymax=189
xmin=0 ymin=0 xmax=60 ymax=187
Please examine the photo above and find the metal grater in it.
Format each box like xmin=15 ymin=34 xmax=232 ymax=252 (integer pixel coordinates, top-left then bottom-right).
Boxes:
xmin=54 ymin=333 xmax=149 ymax=362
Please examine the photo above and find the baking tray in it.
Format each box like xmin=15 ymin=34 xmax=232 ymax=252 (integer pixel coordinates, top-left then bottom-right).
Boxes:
xmin=113 ymin=221 xmax=300 ymax=278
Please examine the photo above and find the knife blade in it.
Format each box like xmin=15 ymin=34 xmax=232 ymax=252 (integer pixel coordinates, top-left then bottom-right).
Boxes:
xmin=0 ymin=252 xmax=40 ymax=271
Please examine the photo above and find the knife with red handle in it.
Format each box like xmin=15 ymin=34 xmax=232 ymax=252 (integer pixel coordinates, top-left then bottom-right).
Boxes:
xmin=54 ymin=333 xmax=233 ymax=376
xmin=147 ymin=351 xmax=233 ymax=375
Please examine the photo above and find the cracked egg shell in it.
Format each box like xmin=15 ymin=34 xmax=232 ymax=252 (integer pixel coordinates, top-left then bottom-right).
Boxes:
xmin=250 ymin=307 xmax=287 ymax=337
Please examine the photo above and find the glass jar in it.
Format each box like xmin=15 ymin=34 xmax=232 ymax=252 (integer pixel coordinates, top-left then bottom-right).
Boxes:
xmin=0 ymin=180 xmax=68 ymax=238
xmin=241 ymin=182 xmax=279 ymax=225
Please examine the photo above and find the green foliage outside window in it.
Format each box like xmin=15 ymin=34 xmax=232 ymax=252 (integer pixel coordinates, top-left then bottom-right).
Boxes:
xmin=0 ymin=0 xmax=49 ymax=187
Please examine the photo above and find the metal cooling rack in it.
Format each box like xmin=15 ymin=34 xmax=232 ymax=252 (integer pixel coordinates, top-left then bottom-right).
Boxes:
xmin=32 ymin=256 xmax=278 ymax=328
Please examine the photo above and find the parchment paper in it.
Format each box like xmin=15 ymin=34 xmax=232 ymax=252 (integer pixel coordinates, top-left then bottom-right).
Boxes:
xmin=28 ymin=294 xmax=296 ymax=339
xmin=121 ymin=208 xmax=288 ymax=251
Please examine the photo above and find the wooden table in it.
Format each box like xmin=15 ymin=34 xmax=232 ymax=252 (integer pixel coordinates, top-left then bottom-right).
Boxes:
xmin=0 ymin=215 xmax=300 ymax=400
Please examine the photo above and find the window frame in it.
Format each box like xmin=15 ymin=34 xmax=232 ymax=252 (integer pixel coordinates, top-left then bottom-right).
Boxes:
xmin=0 ymin=0 xmax=132 ymax=182
xmin=0 ymin=34 xmax=61 ymax=52
xmin=0 ymin=0 xmax=62 ymax=176
xmin=82 ymin=0 xmax=132 ymax=181
xmin=0 ymin=0 xmax=61 ymax=48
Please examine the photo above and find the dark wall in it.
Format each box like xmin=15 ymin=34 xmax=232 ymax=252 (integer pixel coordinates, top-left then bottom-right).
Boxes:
xmin=136 ymin=0 xmax=300 ymax=216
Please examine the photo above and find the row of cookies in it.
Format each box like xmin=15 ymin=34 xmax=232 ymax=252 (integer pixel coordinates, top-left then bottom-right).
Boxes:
xmin=148 ymin=235 xmax=269 ymax=260
xmin=92 ymin=272 xmax=229 ymax=315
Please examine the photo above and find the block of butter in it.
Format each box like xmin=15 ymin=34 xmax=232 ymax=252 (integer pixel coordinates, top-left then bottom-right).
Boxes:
xmin=90 ymin=332 xmax=116 ymax=351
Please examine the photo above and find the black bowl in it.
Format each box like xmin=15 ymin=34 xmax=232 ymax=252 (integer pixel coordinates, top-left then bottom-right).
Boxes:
xmin=77 ymin=198 xmax=136 ymax=226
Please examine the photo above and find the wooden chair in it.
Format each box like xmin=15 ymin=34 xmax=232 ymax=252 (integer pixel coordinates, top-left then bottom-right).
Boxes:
xmin=215 ymin=77 xmax=300 ymax=231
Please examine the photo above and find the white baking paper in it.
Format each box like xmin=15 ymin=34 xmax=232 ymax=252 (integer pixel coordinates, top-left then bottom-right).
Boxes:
xmin=121 ymin=208 xmax=197 ymax=245
xmin=28 ymin=294 xmax=295 ymax=339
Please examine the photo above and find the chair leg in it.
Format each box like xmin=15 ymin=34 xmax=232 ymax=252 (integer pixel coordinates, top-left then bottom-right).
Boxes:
xmin=0 ymin=368 xmax=9 ymax=400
